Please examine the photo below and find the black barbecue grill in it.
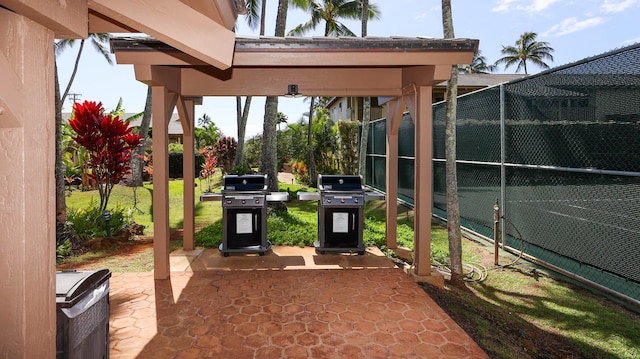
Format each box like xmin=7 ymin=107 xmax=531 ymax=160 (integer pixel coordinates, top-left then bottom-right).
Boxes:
xmin=200 ymin=174 xmax=287 ymax=256
xmin=298 ymin=174 xmax=384 ymax=255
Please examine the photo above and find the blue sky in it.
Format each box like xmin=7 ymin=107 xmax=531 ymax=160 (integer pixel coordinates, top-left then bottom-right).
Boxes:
xmin=56 ymin=0 xmax=640 ymax=139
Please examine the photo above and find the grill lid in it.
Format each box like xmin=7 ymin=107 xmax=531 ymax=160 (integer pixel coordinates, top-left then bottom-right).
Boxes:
xmin=318 ymin=175 xmax=363 ymax=192
xmin=222 ymin=174 xmax=268 ymax=192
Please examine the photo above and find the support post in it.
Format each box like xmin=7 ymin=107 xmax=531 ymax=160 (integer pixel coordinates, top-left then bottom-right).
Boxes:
xmin=178 ymin=96 xmax=196 ymax=250
xmin=152 ymin=86 xmax=177 ymax=279
xmin=0 ymin=9 xmax=56 ymax=357
xmin=385 ymin=98 xmax=405 ymax=249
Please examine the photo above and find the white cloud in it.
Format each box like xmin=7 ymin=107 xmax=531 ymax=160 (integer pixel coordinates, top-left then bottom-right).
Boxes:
xmin=492 ymin=0 xmax=518 ymax=12
xmin=415 ymin=12 xmax=428 ymax=20
xmin=525 ymin=0 xmax=562 ymax=12
xmin=542 ymin=17 xmax=606 ymax=36
xmin=601 ymin=0 xmax=639 ymax=13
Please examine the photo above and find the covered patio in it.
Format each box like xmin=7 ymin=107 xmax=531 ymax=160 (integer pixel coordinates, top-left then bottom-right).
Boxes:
xmin=0 ymin=1 xmax=479 ymax=357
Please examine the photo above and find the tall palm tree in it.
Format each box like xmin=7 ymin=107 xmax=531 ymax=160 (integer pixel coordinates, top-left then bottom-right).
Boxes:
xmin=358 ymin=0 xmax=378 ymax=178
xmin=54 ymin=33 xmax=112 ymax=220
xmin=259 ymin=0 xmax=292 ymax=192
xmin=494 ymin=32 xmax=554 ymax=74
xmin=290 ymin=0 xmax=379 ymax=186
xmin=233 ymin=0 xmax=266 ymax=168
xmin=459 ymin=50 xmax=497 ymax=74
xmin=288 ymin=0 xmax=380 ymax=37
xmin=442 ymin=0 xmax=464 ymax=286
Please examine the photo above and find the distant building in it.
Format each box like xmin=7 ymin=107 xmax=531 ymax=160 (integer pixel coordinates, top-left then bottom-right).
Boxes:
xmin=325 ymin=73 xmax=525 ymax=123
xmin=63 ymin=112 xmax=185 ymax=144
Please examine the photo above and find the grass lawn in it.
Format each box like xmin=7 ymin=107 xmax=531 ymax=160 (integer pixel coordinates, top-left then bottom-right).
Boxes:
xmin=64 ymin=179 xmax=640 ymax=359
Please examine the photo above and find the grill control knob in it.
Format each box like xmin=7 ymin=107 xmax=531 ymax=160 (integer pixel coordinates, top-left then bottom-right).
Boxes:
xmin=354 ymin=198 xmax=359 ymax=203
xmin=341 ymin=198 xmax=345 ymax=204
xmin=327 ymin=199 xmax=332 ymax=203
xmin=226 ymin=200 xmax=232 ymax=204
xmin=255 ymin=199 xmax=260 ymax=204
xmin=241 ymin=199 xmax=246 ymax=204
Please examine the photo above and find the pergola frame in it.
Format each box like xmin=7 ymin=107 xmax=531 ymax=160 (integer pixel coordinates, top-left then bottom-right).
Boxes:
xmin=110 ymin=35 xmax=478 ymax=280
xmin=0 ymin=0 xmax=477 ymax=356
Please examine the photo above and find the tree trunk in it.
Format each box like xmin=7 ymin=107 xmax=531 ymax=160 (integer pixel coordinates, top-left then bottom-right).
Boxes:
xmin=259 ymin=0 xmax=289 ymax=192
xmin=358 ymin=0 xmax=370 ymax=180
xmin=260 ymin=97 xmax=279 ymax=191
xmin=54 ymin=61 xmax=66 ymax=221
xmin=234 ymin=96 xmax=251 ymax=167
xmin=442 ymin=0 xmax=464 ymax=286
xmin=129 ymin=86 xmax=152 ymax=186
xmin=307 ymin=97 xmax=317 ymax=187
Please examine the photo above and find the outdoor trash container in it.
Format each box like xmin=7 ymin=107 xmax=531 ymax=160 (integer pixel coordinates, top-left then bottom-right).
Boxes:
xmin=56 ymin=269 xmax=111 ymax=359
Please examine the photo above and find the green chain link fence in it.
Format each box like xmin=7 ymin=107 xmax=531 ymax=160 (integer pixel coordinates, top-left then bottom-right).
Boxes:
xmin=364 ymin=43 xmax=640 ymax=303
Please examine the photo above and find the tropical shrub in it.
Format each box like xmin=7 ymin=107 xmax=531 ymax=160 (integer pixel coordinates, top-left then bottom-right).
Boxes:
xmin=199 ymin=146 xmax=217 ymax=192
xmin=213 ymin=136 xmax=237 ymax=174
xmin=336 ymin=120 xmax=359 ymax=175
xmin=69 ymin=101 xmax=142 ymax=211
xmin=67 ymin=203 xmax=130 ymax=241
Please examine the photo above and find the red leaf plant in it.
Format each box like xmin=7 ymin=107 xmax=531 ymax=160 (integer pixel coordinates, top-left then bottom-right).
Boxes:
xmin=199 ymin=146 xmax=218 ymax=192
xmin=69 ymin=101 xmax=142 ymax=211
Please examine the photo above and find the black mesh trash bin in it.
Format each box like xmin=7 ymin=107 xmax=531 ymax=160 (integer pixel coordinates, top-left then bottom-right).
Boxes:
xmin=56 ymin=269 xmax=111 ymax=359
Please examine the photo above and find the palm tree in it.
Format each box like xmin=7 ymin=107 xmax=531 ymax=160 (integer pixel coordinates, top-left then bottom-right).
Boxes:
xmin=129 ymin=86 xmax=152 ymax=187
xmin=289 ymin=0 xmax=379 ymax=186
xmin=442 ymin=0 xmax=464 ymax=286
xmin=358 ymin=0 xmax=378 ymax=178
xmin=459 ymin=50 xmax=497 ymax=74
xmin=54 ymin=33 xmax=112 ymax=220
xmin=233 ymin=0 xmax=265 ymax=168
xmin=288 ymin=0 xmax=380 ymax=37
xmin=494 ymin=32 xmax=554 ymax=74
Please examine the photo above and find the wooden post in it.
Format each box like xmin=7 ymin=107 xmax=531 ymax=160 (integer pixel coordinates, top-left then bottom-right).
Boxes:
xmin=0 ymin=9 xmax=56 ymax=357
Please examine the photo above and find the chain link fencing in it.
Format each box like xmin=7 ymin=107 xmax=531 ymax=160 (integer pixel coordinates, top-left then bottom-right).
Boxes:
xmin=364 ymin=43 xmax=640 ymax=304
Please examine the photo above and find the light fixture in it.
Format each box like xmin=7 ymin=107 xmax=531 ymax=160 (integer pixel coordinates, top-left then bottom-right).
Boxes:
xmin=284 ymin=84 xmax=302 ymax=98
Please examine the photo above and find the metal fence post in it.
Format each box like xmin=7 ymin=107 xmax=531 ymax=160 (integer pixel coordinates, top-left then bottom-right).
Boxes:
xmin=500 ymin=83 xmax=506 ymax=249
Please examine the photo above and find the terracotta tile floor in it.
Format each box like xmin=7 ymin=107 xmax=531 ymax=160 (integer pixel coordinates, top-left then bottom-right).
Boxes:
xmin=109 ymin=247 xmax=488 ymax=358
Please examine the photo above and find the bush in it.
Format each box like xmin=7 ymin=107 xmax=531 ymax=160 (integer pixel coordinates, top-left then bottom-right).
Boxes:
xmin=67 ymin=203 xmax=130 ymax=241
xmin=291 ymin=161 xmax=310 ymax=185
xmin=168 ymin=150 xmax=205 ymax=178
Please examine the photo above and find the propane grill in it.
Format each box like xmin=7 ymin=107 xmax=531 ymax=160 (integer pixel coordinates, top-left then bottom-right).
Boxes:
xmin=200 ymin=174 xmax=287 ymax=256
xmin=298 ymin=174 xmax=384 ymax=254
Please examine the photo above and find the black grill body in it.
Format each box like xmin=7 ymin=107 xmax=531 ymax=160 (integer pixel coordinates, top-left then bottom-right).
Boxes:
xmin=220 ymin=174 xmax=270 ymax=256
xmin=317 ymin=175 xmax=366 ymax=255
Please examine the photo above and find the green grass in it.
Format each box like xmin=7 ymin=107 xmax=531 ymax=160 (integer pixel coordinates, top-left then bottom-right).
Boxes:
xmin=65 ymin=179 xmax=640 ymax=358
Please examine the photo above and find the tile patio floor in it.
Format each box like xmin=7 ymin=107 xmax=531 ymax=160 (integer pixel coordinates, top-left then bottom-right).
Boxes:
xmin=109 ymin=246 xmax=488 ymax=358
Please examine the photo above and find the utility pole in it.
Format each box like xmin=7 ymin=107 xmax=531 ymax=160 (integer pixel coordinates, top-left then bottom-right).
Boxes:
xmin=67 ymin=92 xmax=82 ymax=109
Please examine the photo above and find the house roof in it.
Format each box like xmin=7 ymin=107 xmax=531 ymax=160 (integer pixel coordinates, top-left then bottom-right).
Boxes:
xmin=63 ymin=112 xmax=184 ymax=135
xmin=437 ymin=73 xmax=525 ymax=87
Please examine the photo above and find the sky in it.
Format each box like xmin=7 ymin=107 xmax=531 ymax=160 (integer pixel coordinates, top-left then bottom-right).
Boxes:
xmin=56 ymin=0 xmax=640 ymax=140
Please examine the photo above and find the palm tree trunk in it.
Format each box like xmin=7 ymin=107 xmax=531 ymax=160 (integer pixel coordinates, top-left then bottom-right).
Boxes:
xmin=307 ymin=97 xmax=317 ymax=187
xmin=54 ymin=61 xmax=66 ymax=221
xmin=129 ymin=86 xmax=152 ymax=186
xmin=260 ymin=0 xmax=289 ymax=192
xmin=442 ymin=0 xmax=464 ymax=286
xmin=358 ymin=0 xmax=371 ymax=179
xmin=234 ymin=96 xmax=252 ymax=167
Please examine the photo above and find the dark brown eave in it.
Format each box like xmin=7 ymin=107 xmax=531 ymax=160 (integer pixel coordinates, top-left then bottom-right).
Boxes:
xmin=111 ymin=35 xmax=479 ymax=54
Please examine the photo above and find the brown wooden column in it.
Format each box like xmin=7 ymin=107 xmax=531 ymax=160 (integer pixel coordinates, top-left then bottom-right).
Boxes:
xmin=152 ymin=86 xmax=177 ymax=279
xmin=177 ymin=96 xmax=197 ymax=250
xmin=385 ymin=98 xmax=406 ymax=249
xmin=407 ymin=85 xmax=434 ymax=277
xmin=0 ymin=9 xmax=56 ymax=358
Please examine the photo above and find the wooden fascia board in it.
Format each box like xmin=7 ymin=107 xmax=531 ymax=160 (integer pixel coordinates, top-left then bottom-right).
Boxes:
xmin=1 ymin=0 xmax=87 ymax=38
xmin=402 ymin=66 xmax=437 ymax=88
xmin=232 ymin=50 xmax=475 ymax=67
xmin=113 ymin=48 xmax=475 ymax=68
xmin=179 ymin=67 xmax=404 ymax=97
xmin=89 ymin=0 xmax=235 ymax=69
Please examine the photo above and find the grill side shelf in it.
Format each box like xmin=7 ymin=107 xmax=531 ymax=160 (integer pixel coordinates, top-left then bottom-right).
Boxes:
xmin=297 ymin=192 xmax=321 ymax=201
xmin=200 ymin=193 xmax=223 ymax=201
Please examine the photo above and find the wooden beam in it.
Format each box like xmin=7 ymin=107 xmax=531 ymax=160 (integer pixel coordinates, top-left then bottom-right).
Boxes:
xmin=88 ymin=11 xmax=137 ymax=33
xmin=89 ymin=0 xmax=235 ymax=69
xmin=179 ymin=67 xmax=404 ymax=97
xmin=177 ymin=96 xmax=196 ymax=251
xmin=181 ymin=0 xmax=240 ymax=30
xmin=1 ymin=0 xmax=87 ymax=38
xmin=385 ymin=98 xmax=406 ymax=250
xmin=134 ymin=65 xmax=182 ymax=94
